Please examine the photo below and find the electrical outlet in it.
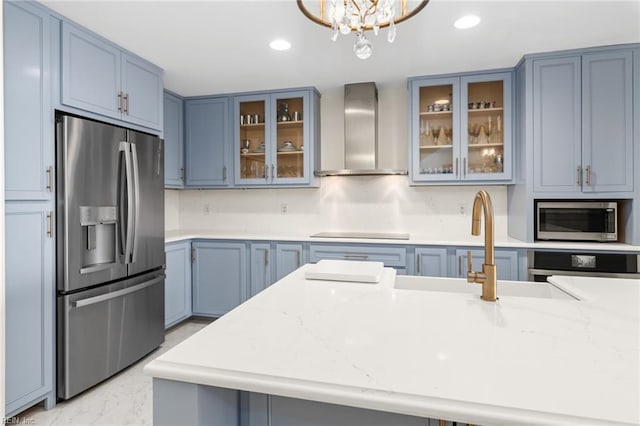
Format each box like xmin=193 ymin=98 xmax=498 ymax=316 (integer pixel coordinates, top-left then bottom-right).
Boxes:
xmin=458 ymin=203 xmax=466 ymax=215
xmin=280 ymin=203 xmax=288 ymax=214
xmin=203 ymin=203 xmax=211 ymax=215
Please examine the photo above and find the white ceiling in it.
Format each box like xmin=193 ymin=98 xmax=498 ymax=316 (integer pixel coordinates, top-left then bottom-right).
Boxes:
xmin=42 ymin=1 xmax=640 ymax=97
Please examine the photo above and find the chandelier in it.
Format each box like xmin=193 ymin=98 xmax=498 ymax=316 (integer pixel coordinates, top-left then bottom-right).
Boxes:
xmin=297 ymin=0 xmax=429 ymax=59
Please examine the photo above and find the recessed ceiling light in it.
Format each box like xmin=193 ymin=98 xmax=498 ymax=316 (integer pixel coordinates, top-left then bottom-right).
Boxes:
xmin=454 ymin=15 xmax=480 ymax=30
xmin=269 ymin=39 xmax=291 ymax=51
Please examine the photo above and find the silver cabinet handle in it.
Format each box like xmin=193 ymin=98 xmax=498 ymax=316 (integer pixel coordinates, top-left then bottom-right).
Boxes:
xmin=296 ymin=250 xmax=301 ymax=267
xmin=417 ymin=254 xmax=421 ymax=274
xmin=463 ymin=158 xmax=467 ymax=178
xmin=47 ymin=211 xmax=53 ymax=238
xmin=458 ymin=256 xmax=462 ymax=276
xmin=271 ymin=165 xmax=275 ymax=182
xmin=223 ymin=166 xmax=227 ymax=181
xmin=344 ymin=254 xmax=369 ymax=260
xmin=455 ymin=158 xmax=459 ymax=178
xmin=123 ymin=93 xmax=130 ymax=114
xmin=72 ymin=277 xmax=163 ymax=308
xmin=264 ymin=250 xmax=269 ymax=266
xmin=577 ymin=166 xmax=582 ymax=185
xmin=180 ymin=167 xmax=184 ymax=181
xmin=117 ymin=91 xmax=124 ymax=112
xmin=585 ymin=165 xmax=591 ymax=186
xmin=46 ymin=165 xmax=53 ymax=192
xmin=191 ymin=248 xmax=196 ymax=263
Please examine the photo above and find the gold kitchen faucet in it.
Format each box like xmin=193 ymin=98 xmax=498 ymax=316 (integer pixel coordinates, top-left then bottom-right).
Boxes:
xmin=467 ymin=190 xmax=498 ymax=302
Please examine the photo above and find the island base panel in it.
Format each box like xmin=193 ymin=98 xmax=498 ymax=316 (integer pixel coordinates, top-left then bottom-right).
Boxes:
xmin=153 ymin=378 xmax=471 ymax=426
xmin=153 ymin=378 xmax=239 ymax=426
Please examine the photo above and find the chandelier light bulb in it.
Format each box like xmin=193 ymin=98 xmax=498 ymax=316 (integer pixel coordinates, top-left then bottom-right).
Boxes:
xmin=354 ymin=33 xmax=373 ymax=60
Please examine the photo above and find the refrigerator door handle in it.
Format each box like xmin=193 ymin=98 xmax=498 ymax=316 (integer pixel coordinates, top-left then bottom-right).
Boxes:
xmin=119 ymin=141 xmax=134 ymax=263
xmin=130 ymin=143 xmax=141 ymax=263
xmin=71 ymin=276 xmax=163 ymax=308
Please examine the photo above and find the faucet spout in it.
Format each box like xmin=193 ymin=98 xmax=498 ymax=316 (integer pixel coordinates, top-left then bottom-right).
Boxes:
xmin=467 ymin=190 xmax=497 ymax=301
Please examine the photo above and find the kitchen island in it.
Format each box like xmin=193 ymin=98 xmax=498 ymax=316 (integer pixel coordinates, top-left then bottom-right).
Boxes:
xmin=144 ymin=265 xmax=639 ymax=425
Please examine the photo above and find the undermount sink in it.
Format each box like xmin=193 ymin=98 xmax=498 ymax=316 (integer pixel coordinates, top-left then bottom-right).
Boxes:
xmin=394 ymin=276 xmax=578 ymax=300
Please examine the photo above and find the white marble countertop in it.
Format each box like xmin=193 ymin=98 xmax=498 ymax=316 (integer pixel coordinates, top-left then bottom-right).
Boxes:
xmin=144 ymin=268 xmax=640 ymax=425
xmin=165 ymin=229 xmax=640 ymax=252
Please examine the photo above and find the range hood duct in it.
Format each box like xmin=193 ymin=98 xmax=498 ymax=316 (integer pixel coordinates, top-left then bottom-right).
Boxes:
xmin=315 ymin=82 xmax=407 ymax=177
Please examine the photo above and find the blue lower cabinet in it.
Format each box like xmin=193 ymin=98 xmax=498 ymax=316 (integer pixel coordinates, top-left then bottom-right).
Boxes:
xmin=165 ymin=241 xmax=192 ymax=328
xmin=5 ymin=202 xmax=55 ymax=416
xmin=249 ymin=243 xmax=272 ymax=297
xmin=192 ymin=241 xmax=248 ymax=317
xmin=275 ymin=243 xmax=304 ymax=281
xmin=414 ymin=247 xmax=448 ymax=277
xmin=454 ymin=248 xmax=520 ymax=281
xmin=308 ymin=244 xmax=407 ymax=272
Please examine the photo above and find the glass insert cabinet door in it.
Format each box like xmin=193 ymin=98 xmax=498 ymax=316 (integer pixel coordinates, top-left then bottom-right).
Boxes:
xmin=415 ymin=77 xmax=460 ymax=180
xmin=461 ymin=73 xmax=511 ymax=179
xmin=235 ymin=91 xmax=309 ymax=185
xmin=237 ymin=96 xmax=268 ymax=181
xmin=272 ymin=93 xmax=306 ymax=182
xmin=411 ymin=71 xmax=512 ymax=183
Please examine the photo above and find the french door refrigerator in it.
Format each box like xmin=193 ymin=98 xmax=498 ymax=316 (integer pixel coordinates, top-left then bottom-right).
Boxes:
xmin=56 ymin=113 xmax=165 ymax=400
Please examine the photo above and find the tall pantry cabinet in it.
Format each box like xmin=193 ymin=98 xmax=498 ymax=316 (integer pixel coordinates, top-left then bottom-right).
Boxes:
xmin=3 ymin=0 xmax=56 ymax=416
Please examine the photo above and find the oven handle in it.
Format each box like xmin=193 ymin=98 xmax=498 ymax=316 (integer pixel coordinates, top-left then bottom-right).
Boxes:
xmin=528 ymin=268 xmax=640 ymax=280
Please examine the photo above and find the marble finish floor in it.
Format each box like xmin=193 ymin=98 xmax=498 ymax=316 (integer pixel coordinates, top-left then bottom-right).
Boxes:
xmin=18 ymin=319 xmax=210 ymax=425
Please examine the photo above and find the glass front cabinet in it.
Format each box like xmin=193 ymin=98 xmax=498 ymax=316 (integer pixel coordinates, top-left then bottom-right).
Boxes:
xmin=409 ymin=71 xmax=513 ymax=184
xmin=233 ymin=88 xmax=319 ymax=187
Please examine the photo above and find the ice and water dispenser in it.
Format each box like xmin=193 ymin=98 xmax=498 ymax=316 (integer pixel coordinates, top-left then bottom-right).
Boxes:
xmin=79 ymin=206 xmax=118 ymax=274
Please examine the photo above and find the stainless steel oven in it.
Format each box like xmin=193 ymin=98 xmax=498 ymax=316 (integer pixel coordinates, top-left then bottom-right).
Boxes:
xmin=528 ymin=251 xmax=640 ymax=281
xmin=535 ymin=200 xmax=618 ymax=242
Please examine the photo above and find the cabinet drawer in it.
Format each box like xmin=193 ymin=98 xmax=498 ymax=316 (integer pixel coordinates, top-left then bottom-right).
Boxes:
xmin=309 ymin=245 xmax=406 ymax=268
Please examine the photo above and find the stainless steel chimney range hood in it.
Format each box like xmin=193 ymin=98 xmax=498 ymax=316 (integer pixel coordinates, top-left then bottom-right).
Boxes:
xmin=315 ymin=82 xmax=408 ymax=177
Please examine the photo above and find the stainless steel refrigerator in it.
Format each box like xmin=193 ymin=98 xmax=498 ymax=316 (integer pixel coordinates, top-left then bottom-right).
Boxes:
xmin=56 ymin=113 xmax=165 ymax=400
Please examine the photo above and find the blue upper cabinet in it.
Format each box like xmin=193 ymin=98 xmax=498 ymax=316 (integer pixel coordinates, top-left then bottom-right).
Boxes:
xmin=532 ymin=49 xmax=634 ymax=195
xmin=4 ymin=1 xmax=53 ymax=201
xmin=581 ymin=51 xmax=633 ymax=193
xmin=164 ymin=92 xmax=184 ymax=188
xmin=121 ymin=52 xmax=164 ymax=129
xmin=232 ymin=88 xmax=320 ymax=187
xmin=409 ymin=71 xmax=513 ymax=184
xmin=184 ymin=97 xmax=230 ymax=187
xmin=532 ymin=56 xmax=582 ymax=193
xmin=61 ymin=22 xmax=163 ymax=131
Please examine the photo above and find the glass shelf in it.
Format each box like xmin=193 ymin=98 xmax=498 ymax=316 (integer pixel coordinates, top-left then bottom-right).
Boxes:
xmin=419 ymin=110 xmax=453 ymax=116
xmin=468 ymin=107 xmax=503 ymax=113
xmin=276 ymin=120 xmax=303 ymax=127
xmin=419 ymin=144 xmax=453 ymax=150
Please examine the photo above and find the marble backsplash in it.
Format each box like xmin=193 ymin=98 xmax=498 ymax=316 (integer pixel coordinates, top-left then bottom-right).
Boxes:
xmin=165 ymin=176 xmax=509 ymax=240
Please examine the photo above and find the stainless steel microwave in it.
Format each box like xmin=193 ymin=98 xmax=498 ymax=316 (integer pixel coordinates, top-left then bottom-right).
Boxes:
xmin=535 ymin=201 xmax=618 ymax=242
